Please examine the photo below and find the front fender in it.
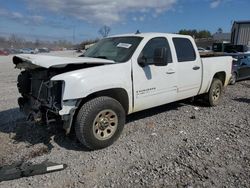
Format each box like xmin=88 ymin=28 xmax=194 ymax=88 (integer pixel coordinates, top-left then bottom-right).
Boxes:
xmin=51 ymin=63 xmax=132 ymax=101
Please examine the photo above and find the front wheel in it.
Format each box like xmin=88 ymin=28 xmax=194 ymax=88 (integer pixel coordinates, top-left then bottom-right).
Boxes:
xmin=206 ymin=78 xmax=223 ymax=106
xmin=75 ymin=96 xmax=125 ymax=150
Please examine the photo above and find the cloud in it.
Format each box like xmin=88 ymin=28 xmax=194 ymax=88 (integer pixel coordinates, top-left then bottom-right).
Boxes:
xmin=0 ymin=8 xmax=8 ymax=16
xmin=11 ymin=12 xmax=24 ymax=19
xmin=0 ymin=8 xmax=44 ymax=25
xmin=210 ymin=0 xmax=221 ymax=8
xmin=132 ymin=15 xmax=146 ymax=22
xmin=25 ymin=0 xmax=177 ymax=24
xmin=139 ymin=16 xmax=145 ymax=22
xmin=31 ymin=15 xmax=44 ymax=23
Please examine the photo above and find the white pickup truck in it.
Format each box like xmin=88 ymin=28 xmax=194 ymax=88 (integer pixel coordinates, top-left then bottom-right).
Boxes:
xmin=13 ymin=33 xmax=232 ymax=150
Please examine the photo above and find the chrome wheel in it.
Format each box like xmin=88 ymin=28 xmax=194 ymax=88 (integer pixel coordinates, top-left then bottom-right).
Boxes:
xmin=212 ymin=85 xmax=221 ymax=101
xmin=93 ymin=110 xmax=118 ymax=140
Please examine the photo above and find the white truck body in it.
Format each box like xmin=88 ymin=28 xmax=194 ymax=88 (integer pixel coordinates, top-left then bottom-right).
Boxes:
xmin=13 ymin=33 xmax=232 ymax=148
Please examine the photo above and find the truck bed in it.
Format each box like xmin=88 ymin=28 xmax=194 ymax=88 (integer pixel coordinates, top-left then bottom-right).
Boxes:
xmin=199 ymin=56 xmax=232 ymax=94
xmin=199 ymin=51 xmax=225 ymax=57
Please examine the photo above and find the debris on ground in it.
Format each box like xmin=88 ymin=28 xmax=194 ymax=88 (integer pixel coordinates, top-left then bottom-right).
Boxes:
xmin=194 ymin=107 xmax=199 ymax=111
xmin=0 ymin=161 xmax=66 ymax=182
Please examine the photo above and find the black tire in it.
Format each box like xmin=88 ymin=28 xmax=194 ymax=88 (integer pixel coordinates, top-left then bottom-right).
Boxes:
xmin=206 ymin=78 xmax=223 ymax=106
xmin=75 ymin=96 xmax=125 ymax=150
xmin=230 ymin=72 xmax=237 ymax=85
xmin=17 ymin=71 xmax=31 ymax=95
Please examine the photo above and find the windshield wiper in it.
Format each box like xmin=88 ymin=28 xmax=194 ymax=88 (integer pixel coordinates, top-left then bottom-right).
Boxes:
xmin=93 ymin=56 xmax=108 ymax=59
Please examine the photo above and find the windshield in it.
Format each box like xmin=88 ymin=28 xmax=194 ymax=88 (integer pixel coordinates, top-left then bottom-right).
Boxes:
xmin=83 ymin=37 xmax=142 ymax=62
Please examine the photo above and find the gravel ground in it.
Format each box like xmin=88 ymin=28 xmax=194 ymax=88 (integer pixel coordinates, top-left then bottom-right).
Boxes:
xmin=0 ymin=52 xmax=249 ymax=188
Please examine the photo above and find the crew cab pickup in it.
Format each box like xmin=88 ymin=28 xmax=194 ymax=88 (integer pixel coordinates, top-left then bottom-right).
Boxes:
xmin=13 ymin=33 xmax=232 ymax=150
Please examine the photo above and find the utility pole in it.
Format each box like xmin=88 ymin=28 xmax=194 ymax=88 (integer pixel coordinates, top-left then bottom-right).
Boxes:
xmin=73 ymin=26 xmax=76 ymax=45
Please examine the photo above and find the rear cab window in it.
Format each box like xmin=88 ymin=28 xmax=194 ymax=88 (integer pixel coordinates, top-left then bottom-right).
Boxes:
xmin=173 ymin=38 xmax=196 ymax=62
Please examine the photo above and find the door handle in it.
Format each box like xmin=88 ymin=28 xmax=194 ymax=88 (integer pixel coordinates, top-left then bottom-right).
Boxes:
xmin=166 ymin=69 xmax=176 ymax=74
xmin=193 ymin=66 xmax=200 ymax=70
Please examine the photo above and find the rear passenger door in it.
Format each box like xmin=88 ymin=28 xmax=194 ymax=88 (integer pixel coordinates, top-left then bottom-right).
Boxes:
xmin=172 ymin=37 xmax=202 ymax=100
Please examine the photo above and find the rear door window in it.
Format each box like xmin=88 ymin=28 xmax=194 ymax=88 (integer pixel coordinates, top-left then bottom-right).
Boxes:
xmin=173 ymin=38 xmax=196 ymax=62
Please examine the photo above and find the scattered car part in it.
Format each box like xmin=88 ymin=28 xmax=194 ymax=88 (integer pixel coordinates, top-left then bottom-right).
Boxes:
xmin=0 ymin=161 xmax=67 ymax=182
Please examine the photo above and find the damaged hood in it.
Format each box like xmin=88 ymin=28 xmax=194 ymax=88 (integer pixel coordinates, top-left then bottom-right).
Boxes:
xmin=13 ymin=54 xmax=115 ymax=69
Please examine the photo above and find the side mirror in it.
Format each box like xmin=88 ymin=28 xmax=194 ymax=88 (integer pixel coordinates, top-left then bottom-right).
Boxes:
xmin=138 ymin=56 xmax=147 ymax=67
xmin=153 ymin=47 xmax=168 ymax=66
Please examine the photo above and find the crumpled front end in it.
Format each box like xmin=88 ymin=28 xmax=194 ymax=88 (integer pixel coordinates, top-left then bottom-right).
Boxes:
xmin=13 ymin=54 xmax=111 ymax=133
xmin=17 ymin=70 xmax=64 ymax=123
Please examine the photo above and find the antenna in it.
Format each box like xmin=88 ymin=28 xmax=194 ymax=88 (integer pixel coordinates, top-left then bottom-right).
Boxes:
xmin=135 ymin=30 xmax=141 ymax=34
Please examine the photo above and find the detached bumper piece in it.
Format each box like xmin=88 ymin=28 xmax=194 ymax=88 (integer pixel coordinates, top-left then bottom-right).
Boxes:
xmin=0 ymin=161 xmax=67 ymax=182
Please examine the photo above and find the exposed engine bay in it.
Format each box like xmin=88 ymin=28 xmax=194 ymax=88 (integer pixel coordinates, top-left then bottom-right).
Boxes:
xmin=17 ymin=69 xmax=63 ymax=123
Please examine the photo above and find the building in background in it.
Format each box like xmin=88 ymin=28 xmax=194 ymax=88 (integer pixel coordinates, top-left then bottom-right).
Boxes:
xmin=231 ymin=21 xmax=250 ymax=47
xmin=213 ymin=32 xmax=231 ymax=42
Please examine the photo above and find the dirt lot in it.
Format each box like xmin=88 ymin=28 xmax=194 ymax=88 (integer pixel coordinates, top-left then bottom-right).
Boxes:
xmin=0 ymin=52 xmax=249 ymax=188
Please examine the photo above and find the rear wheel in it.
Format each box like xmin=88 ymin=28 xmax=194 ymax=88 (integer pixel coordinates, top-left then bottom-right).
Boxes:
xmin=75 ymin=96 xmax=125 ymax=150
xmin=206 ymin=78 xmax=223 ymax=106
xmin=230 ymin=72 xmax=237 ymax=85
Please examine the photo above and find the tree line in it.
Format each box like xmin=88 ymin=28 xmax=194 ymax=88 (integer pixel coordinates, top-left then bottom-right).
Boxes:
xmin=1 ymin=26 xmax=220 ymax=50
xmin=0 ymin=25 xmax=110 ymax=49
xmin=178 ymin=29 xmax=212 ymax=39
xmin=0 ymin=34 xmax=73 ymax=49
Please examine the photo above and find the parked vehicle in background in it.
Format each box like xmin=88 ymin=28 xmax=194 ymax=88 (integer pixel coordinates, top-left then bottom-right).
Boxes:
xmin=0 ymin=49 xmax=9 ymax=56
xmin=198 ymin=47 xmax=208 ymax=52
xmin=75 ymin=49 xmax=82 ymax=53
xmin=20 ymin=48 xmax=38 ymax=54
xmin=229 ymin=53 xmax=250 ymax=84
xmin=213 ymin=42 xmax=248 ymax=53
xmin=38 ymin=48 xmax=50 ymax=53
xmin=206 ymin=46 xmax=212 ymax=51
xmin=7 ymin=48 xmax=21 ymax=54
xmin=212 ymin=42 xmax=230 ymax=52
xmin=13 ymin=32 xmax=232 ymax=150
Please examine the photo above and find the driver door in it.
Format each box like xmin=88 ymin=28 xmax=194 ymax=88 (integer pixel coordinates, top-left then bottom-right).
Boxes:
xmin=131 ymin=37 xmax=177 ymax=112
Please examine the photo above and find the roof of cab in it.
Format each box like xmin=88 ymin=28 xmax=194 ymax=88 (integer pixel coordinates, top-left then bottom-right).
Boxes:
xmin=108 ymin=32 xmax=193 ymax=39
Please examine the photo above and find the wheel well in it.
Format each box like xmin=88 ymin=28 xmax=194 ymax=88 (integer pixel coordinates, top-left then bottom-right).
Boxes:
xmin=213 ymin=72 xmax=226 ymax=85
xmin=79 ymin=88 xmax=129 ymax=114
xmin=68 ymin=88 xmax=129 ymax=135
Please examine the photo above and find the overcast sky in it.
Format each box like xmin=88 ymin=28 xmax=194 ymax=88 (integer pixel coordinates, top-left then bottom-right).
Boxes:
xmin=0 ymin=0 xmax=249 ymax=42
